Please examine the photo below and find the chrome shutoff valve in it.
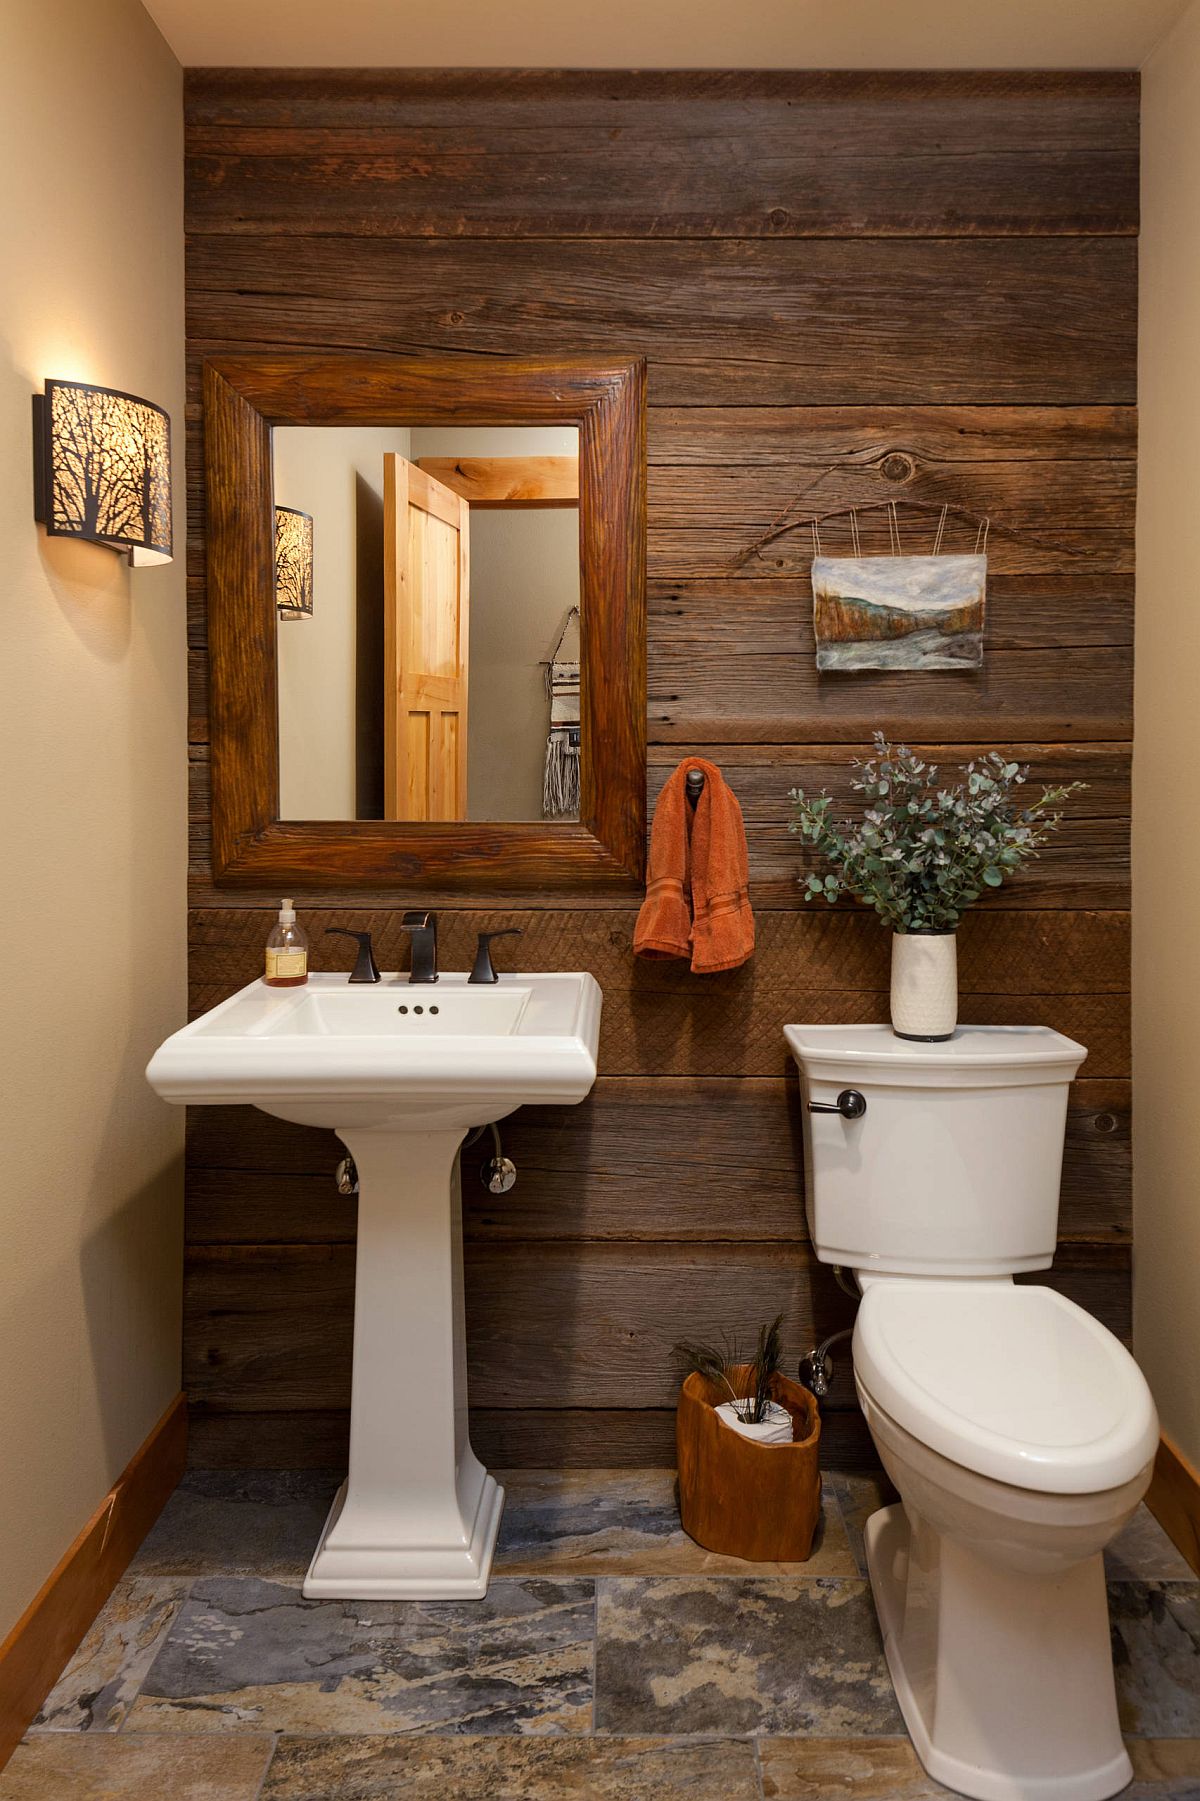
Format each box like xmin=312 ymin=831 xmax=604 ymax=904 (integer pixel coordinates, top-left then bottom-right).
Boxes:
xmin=484 ymin=1154 xmax=517 ymax=1195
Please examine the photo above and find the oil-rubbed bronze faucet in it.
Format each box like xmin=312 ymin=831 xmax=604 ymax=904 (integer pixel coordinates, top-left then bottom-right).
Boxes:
xmin=400 ymin=910 xmax=439 ymax=984
xmin=325 ymin=927 xmax=381 ymax=984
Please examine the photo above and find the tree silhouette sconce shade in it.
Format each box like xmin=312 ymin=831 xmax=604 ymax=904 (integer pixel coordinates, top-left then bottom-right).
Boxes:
xmin=275 ymin=506 xmax=314 ymax=618
xmin=32 ymin=379 xmax=172 ymax=566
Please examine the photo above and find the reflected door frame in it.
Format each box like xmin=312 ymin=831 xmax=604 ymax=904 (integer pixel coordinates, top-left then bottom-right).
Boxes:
xmin=383 ymin=455 xmax=470 ymax=823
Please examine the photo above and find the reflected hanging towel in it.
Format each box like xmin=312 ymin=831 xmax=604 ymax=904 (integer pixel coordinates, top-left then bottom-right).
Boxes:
xmin=634 ymin=758 xmax=755 ymax=974
xmin=543 ymin=607 xmax=581 ymax=819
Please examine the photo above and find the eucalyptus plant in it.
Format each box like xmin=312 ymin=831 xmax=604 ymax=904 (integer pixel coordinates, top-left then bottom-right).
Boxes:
xmin=789 ymin=735 xmax=1084 ymax=933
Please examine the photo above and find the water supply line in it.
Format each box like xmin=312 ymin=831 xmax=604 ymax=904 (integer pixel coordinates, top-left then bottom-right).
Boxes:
xmin=334 ymin=1121 xmax=517 ymax=1199
xmin=464 ymin=1122 xmax=517 ymax=1195
xmin=798 ymin=1266 xmax=861 ymax=1399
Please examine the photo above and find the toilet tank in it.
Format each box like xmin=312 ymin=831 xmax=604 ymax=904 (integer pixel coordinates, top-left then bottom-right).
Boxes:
xmin=784 ymin=1025 xmax=1087 ymax=1278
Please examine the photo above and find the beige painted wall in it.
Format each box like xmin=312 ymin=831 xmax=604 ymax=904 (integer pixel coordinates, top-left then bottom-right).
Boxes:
xmin=1135 ymin=0 xmax=1200 ymax=1471
xmin=274 ymin=425 xmax=412 ymax=820
xmin=144 ymin=0 xmax=1190 ymax=71
xmin=0 ymin=0 xmax=186 ymax=1635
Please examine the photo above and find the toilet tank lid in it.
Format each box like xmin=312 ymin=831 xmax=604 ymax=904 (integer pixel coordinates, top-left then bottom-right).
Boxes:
xmin=785 ymin=1024 xmax=1087 ymax=1087
xmin=854 ymin=1282 xmax=1158 ymax=1494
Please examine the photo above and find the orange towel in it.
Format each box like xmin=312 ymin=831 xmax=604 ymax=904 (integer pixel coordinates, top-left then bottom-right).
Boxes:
xmin=634 ymin=758 xmax=755 ymax=974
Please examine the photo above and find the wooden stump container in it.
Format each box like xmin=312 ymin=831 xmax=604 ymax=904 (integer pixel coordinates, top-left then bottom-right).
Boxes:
xmin=676 ymin=1365 xmax=822 ymax=1562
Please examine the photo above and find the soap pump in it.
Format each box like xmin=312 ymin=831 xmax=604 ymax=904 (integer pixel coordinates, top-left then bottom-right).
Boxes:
xmin=264 ymin=899 xmax=309 ymax=988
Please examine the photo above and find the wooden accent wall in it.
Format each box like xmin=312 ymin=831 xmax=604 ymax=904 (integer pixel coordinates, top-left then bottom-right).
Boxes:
xmin=183 ymin=71 xmax=1137 ymax=1469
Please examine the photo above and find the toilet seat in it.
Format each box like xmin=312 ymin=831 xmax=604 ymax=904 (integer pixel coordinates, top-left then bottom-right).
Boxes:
xmin=853 ymin=1281 xmax=1158 ymax=1494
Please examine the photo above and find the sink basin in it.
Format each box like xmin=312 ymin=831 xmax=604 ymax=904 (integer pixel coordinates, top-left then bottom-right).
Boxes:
xmin=147 ymin=968 xmax=602 ymax=1602
xmin=148 ymin=971 xmax=600 ymax=1130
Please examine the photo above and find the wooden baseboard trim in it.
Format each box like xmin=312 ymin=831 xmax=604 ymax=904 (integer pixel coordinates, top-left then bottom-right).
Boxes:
xmin=0 ymin=1392 xmax=187 ymax=1771
xmin=1147 ymin=1431 xmax=1200 ymax=1577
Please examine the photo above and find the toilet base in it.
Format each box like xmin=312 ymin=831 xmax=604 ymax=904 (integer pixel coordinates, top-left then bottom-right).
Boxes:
xmin=865 ymin=1504 xmax=1132 ymax=1801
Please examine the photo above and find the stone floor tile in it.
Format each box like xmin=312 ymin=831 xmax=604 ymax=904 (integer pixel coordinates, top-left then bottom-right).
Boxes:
xmin=130 ymin=1470 xmax=341 ymax=1581
xmin=595 ymin=1576 xmax=901 ymax=1737
xmin=30 ymin=1575 xmax=191 ymax=1732
xmin=260 ymin=1733 xmax=760 ymax=1799
xmin=494 ymin=1467 xmax=857 ymax=1578
xmin=760 ymin=1736 xmax=950 ymax=1798
xmin=760 ymin=1736 xmax=1200 ymax=1798
xmin=1109 ymin=1509 xmax=1196 ymax=1583
xmin=823 ymin=1474 xmax=899 ymax=1581
xmin=125 ymin=1574 xmax=592 ymax=1736
xmin=1113 ymin=1583 xmax=1200 ymax=1736
xmin=1127 ymin=1740 xmax=1200 ymax=1796
xmin=0 ymin=1734 xmax=274 ymax=1800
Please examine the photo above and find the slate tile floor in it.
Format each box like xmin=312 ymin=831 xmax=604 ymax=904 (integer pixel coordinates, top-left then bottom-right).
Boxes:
xmin=4 ymin=1469 xmax=1200 ymax=1799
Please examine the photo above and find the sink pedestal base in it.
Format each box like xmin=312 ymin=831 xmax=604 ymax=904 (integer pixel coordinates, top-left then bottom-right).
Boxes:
xmin=302 ymin=1126 xmax=505 ymax=1601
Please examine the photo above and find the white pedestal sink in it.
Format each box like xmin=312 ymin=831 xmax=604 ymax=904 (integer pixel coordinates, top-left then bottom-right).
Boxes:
xmin=147 ymin=971 xmax=601 ymax=1600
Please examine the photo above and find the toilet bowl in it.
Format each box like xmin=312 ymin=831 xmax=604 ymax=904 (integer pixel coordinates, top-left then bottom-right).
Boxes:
xmin=784 ymin=1024 xmax=1159 ymax=1801
xmin=855 ymin=1277 xmax=1156 ymax=1801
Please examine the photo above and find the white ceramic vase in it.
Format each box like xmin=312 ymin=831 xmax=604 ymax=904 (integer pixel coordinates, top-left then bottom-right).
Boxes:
xmin=890 ymin=931 xmax=957 ymax=1041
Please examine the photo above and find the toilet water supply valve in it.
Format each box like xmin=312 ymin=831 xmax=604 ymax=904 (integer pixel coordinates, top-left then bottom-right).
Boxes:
xmin=798 ymin=1328 xmax=855 ymax=1399
xmin=336 ymin=1123 xmax=516 ymax=1199
xmin=798 ymin=1268 xmax=861 ymax=1399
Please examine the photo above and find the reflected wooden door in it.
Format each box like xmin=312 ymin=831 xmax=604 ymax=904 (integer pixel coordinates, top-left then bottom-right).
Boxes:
xmin=383 ymin=455 xmax=470 ymax=821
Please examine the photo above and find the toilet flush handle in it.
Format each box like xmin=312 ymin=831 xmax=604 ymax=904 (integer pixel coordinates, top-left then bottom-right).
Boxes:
xmin=807 ymin=1089 xmax=867 ymax=1120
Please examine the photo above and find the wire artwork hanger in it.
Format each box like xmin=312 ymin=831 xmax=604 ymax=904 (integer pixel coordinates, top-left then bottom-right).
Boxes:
xmin=737 ymin=494 xmax=1055 ymax=570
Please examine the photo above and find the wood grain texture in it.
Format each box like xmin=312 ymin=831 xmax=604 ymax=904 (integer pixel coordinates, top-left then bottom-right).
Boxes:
xmin=1147 ymin=1434 xmax=1200 ymax=1577
xmin=184 ymin=1078 xmax=1131 ymax=1249
xmin=186 ymin=236 xmax=1136 ymax=407
xmin=182 ymin=1239 xmax=1130 ymax=1419
xmin=186 ymin=908 xmax=1130 ymax=1077
xmin=185 ymin=1402 xmax=879 ymax=1471
xmin=677 ymin=1371 xmax=822 ymax=1562
xmin=0 ymin=1396 xmax=186 ymax=1772
xmin=415 ymin=454 xmax=579 ymax=506
xmin=203 ymin=352 xmax=646 ymax=890
xmin=184 ymin=71 xmax=1136 ymax=1467
xmin=184 ymin=70 xmax=1138 ymax=241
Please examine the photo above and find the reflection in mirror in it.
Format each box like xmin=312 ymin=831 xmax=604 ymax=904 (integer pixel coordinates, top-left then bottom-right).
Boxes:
xmin=273 ymin=424 xmax=581 ymax=824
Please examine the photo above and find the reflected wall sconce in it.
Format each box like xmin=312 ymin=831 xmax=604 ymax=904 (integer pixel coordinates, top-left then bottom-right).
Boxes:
xmin=32 ymin=378 xmax=172 ymax=566
xmin=275 ymin=506 xmax=314 ymax=618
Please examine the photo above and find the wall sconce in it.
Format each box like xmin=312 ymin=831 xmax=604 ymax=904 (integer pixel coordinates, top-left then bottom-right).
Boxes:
xmin=275 ymin=506 xmax=314 ymax=618
xmin=32 ymin=378 xmax=172 ymax=566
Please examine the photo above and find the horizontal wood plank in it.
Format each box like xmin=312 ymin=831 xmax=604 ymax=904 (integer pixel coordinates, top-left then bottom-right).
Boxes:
xmin=183 ymin=1239 xmax=1130 ymax=1415
xmin=648 ymin=647 xmax=1131 ymax=744
xmin=648 ymin=405 xmax=1138 ymax=467
xmin=186 ymin=908 xmax=1131 ymax=1078
xmin=651 ymin=743 xmax=1129 ymax=909
xmin=185 ymin=1076 xmax=1130 ymax=1248
xmin=184 ymin=70 xmax=1137 ymax=241
xmin=647 ymin=461 xmax=1134 ymax=575
xmin=186 ymin=1402 xmax=878 ymax=1471
xmin=187 ymin=739 xmax=1128 ymax=910
xmin=185 ymin=236 xmax=1137 ymax=408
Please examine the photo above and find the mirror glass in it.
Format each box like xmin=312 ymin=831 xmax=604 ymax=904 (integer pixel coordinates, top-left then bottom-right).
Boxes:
xmin=273 ymin=424 xmax=581 ymax=823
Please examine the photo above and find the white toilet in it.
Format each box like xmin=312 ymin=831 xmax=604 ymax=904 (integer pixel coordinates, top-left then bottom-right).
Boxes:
xmin=785 ymin=1023 xmax=1158 ymax=1801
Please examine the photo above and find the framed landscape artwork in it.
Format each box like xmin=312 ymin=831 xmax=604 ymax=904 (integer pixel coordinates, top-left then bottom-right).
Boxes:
xmin=812 ymin=554 xmax=987 ymax=671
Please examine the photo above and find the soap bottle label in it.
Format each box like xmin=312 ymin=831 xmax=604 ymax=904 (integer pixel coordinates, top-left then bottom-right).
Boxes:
xmin=266 ymin=947 xmax=307 ymax=980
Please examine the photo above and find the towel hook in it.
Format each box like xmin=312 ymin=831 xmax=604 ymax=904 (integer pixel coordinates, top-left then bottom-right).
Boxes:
xmin=685 ymin=769 xmax=705 ymax=809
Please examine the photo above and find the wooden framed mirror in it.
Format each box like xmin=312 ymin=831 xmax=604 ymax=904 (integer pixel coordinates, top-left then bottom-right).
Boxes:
xmin=203 ymin=353 xmax=646 ymax=892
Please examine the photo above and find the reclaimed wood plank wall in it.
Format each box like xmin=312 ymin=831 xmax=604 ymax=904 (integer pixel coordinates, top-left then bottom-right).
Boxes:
xmin=183 ymin=70 xmax=1138 ymax=1469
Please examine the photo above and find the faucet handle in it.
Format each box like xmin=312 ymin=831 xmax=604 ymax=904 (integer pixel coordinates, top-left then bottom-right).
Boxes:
xmin=470 ymin=927 xmax=523 ymax=985
xmin=324 ymin=927 xmax=381 ymax=985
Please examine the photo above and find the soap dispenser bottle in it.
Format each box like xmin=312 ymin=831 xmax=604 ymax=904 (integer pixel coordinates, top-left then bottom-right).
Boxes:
xmin=264 ymin=899 xmax=309 ymax=987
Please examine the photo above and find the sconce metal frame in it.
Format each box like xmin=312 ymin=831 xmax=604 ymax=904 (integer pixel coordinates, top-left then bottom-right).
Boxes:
xmin=274 ymin=505 xmax=314 ymax=618
xmin=32 ymin=377 xmax=173 ymax=566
